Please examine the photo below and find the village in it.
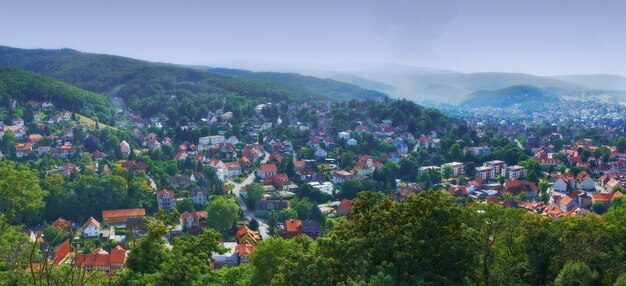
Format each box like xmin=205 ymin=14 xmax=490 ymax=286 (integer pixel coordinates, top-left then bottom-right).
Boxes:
xmin=3 ymin=96 xmax=626 ymax=276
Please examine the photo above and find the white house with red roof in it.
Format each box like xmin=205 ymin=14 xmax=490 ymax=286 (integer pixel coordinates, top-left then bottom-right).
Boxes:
xmin=82 ymin=217 xmax=101 ymax=238
xmin=257 ymin=164 xmax=278 ymax=179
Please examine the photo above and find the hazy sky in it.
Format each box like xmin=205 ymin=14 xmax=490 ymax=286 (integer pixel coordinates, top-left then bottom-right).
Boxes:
xmin=1 ymin=0 xmax=625 ymax=75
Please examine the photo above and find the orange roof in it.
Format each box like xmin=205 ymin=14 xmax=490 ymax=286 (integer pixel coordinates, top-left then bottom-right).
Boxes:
xmin=110 ymin=246 xmax=126 ymax=264
xmin=559 ymin=196 xmax=574 ymax=207
xmin=235 ymin=241 xmax=256 ymax=256
xmin=285 ymin=219 xmax=303 ymax=233
xmin=236 ymin=225 xmax=260 ymax=242
xmin=83 ymin=217 xmax=101 ymax=229
xmin=51 ymin=217 xmax=72 ymax=231
xmin=102 ymin=208 xmax=146 ymax=219
xmin=339 ymin=199 xmax=353 ymax=214
xmin=613 ymin=191 xmax=624 ymax=200
xmin=592 ymin=193 xmax=613 ymax=202
xmin=259 ymin=164 xmax=278 ymax=173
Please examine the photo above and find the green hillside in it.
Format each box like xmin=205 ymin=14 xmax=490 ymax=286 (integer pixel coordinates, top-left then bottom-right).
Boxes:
xmin=205 ymin=68 xmax=387 ymax=101
xmin=0 ymin=68 xmax=116 ymax=123
xmin=0 ymin=46 xmax=387 ymax=121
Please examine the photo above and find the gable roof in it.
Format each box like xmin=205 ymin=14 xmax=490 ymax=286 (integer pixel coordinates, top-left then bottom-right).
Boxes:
xmin=83 ymin=217 xmax=100 ymax=229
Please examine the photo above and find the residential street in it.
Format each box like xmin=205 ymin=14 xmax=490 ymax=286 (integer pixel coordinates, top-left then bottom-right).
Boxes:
xmin=228 ymin=151 xmax=271 ymax=239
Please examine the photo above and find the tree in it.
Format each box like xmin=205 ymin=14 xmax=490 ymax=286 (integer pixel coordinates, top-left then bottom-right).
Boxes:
xmin=0 ymin=130 xmax=16 ymax=156
xmin=245 ymin=183 xmax=265 ymax=209
xmin=340 ymin=180 xmax=363 ymax=200
xmin=593 ymin=202 xmax=608 ymax=215
xmin=448 ymin=143 xmax=463 ymax=161
xmin=291 ymin=198 xmax=312 ymax=220
xmin=206 ymin=196 xmax=240 ymax=233
xmin=249 ymin=219 xmax=260 ymax=231
xmin=442 ymin=165 xmax=454 ymax=179
xmin=42 ymin=226 xmax=71 ymax=247
xmin=177 ymin=198 xmax=194 ymax=213
xmin=0 ymin=162 xmax=47 ymax=228
xmin=250 ymin=238 xmax=300 ymax=285
xmin=553 ymin=261 xmax=598 ymax=286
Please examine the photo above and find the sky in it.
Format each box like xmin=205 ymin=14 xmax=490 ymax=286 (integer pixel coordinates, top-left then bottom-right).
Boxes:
xmin=1 ymin=0 xmax=625 ymax=76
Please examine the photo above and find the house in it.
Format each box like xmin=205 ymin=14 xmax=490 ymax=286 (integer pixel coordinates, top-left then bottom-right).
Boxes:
xmin=474 ymin=166 xmax=493 ymax=180
xmin=323 ymin=137 xmax=335 ymax=148
xmin=483 ymin=160 xmax=507 ymax=178
xmin=28 ymin=134 xmax=44 ymax=145
xmin=74 ymin=246 xmax=126 ymax=273
xmin=212 ymin=242 xmax=239 ymax=269
xmin=120 ymin=140 xmax=130 ymax=157
xmin=224 ymin=162 xmax=241 ymax=178
xmin=156 ymin=189 xmax=177 ymax=211
xmin=337 ymin=199 xmax=353 ymax=216
xmin=505 ymin=165 xmax=527 ymax=180
xmin=255 ymin=200 xmax=290 ymax=218
xmin=51 ymin=217 xmax=72 ymax=232
xmin=51 ymin=239 xmax=71 ymax=265
xmin=441 ymin=162 xmax=464 ymax=177
xmin=190 ymin=172 xmax=207 ymax=186
xmin=577 ymin=171 xmax=595 ymax=191
xmin=592 ymin=191 xmax=623 ymax=207
xmin=553 ymin=173 xmax=576 ymax=193
xmin=236 ymin=225 xmax=260 ymax=244
xmin=82 ymin=217 xmax=101 ymax=238
xmin=338 ymin=131 xmax=350 ymax=140
xmin=102 ymin=208 xmax=146 ymax=225
xmin=180 ymin=211 xmax=208 ymax=231
xmin=502 ymin=179 xmax=538 ymax=201
xmin=15 ymin=143 xmax=33 ymax=158
xmin=227 ymin=136 xmax=239 ymax=145
xmin=558 ymin=195 xmax=577 ymax=211
xmin=347 ymin=138 xmax=358 ymax=146
xmin=11 ymin=117 xmax=24 ymax=126
xmin=257 ymin=164 xmax=278 ymax=179
xmin=235 ymin=241 xmax=255 ymax=264
xmin=169 ymin=175 xmax=191 ymax=189
xmin=315 ymin=148 xmax=327 ymax=158
xmin=283 ymin=219 xmax=322 ymax=239
xmin=332 ymin=170 xmax=353 ymax=184
xmin=190 ymin=187 xmax=210 ymax=206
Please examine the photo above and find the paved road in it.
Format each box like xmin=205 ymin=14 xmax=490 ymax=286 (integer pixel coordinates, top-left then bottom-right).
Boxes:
xmin=228 ymin=151 xmax=271 ymax=239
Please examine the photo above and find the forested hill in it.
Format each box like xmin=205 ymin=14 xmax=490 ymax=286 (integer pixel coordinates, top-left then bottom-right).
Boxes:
xmin=205 ymin=68 xmax=387 ymax=101
xmin=0 ymin=46 xmax=387 ymax=120
xmin=0 ymin=68 xmax=116 ymax=123
xmin=461 ymin=85 xmax=559 ymax=108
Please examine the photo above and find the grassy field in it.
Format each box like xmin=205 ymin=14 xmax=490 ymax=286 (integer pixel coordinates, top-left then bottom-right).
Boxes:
xmin=76 ymin=113 xmax=117 ymax=130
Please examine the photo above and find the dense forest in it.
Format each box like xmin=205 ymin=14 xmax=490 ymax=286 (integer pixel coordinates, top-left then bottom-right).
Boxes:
xmin=0 ymin=46 xmax=387 ymax=121
xmin=205 ymin=68 xmax=387 ymax=101
xmin=0 ymin=68 xmax=116 ymax=123
xmin=4 ymin=184 xmax=626 ymax=285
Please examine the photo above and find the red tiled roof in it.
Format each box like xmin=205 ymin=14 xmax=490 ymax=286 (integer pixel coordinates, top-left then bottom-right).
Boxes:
xmin=235 ymin=241 xmax=256 ymax=256
xmin=285 ymin=219 xmax=303 ymax=233
xmin=102 ymin=208 xmax=146 ymax=219
xmin=83 ymin=217 xmax=101 ymax=229
xmin=52 ymin=218 xmax=72 ymax=231
xmin=259 ymin=164 xmax=278 ymax=173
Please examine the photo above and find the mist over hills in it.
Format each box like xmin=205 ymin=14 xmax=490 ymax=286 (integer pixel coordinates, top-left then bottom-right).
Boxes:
xmin=206 ymin=61 xmax=626 ymax=105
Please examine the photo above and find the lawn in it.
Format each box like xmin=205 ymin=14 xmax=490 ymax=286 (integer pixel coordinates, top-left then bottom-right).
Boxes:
xmin=76 ymin=113 xmax=117 ymax=130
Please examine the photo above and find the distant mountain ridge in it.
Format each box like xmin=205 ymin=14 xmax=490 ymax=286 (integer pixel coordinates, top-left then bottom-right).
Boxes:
xmin=460 ymin=85 xmax=558 ymax=108
xmin=204 ymin=68 xmax=386 ymax=101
